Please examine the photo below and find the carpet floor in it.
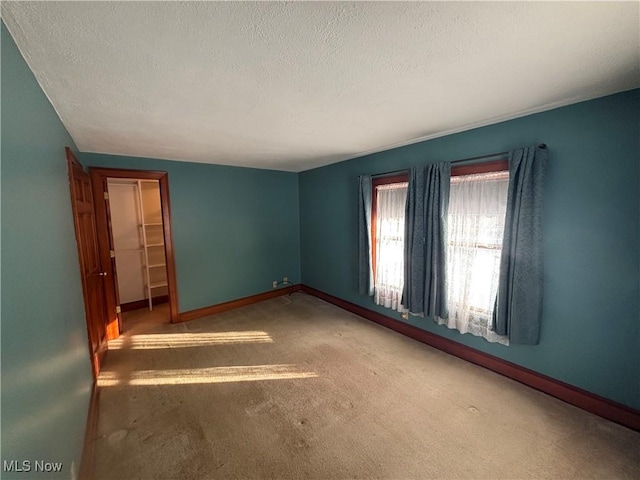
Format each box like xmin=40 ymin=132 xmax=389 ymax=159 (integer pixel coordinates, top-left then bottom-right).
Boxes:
xmin=91 ymin=293 xmax=640 ymax=479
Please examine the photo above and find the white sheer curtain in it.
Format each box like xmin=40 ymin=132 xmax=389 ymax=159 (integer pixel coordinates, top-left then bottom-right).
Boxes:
xmin=437 ymin=171 xmax=509 ymax=344
xmin=374 ymin=183 xmax=408 ymax=312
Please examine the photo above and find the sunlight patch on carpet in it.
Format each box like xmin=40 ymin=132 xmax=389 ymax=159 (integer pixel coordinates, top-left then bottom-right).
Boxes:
xmin=108 ymin=331 xmax=273 ymax=350
xmin=98 ymin=364 xmax=318 ymax=386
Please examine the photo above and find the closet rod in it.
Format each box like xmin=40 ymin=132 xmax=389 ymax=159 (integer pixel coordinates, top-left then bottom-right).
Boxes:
xmin=371 ymin=143 xmax=546 ymax=178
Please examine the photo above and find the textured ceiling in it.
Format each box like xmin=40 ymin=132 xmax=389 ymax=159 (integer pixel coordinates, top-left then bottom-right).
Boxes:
xmin=3 ymin=2 xmax=639 ymax=172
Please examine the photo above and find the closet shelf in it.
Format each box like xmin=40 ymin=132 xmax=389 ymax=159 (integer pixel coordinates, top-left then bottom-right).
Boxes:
xmin=135 ymin=179 xmax=168 ymax=312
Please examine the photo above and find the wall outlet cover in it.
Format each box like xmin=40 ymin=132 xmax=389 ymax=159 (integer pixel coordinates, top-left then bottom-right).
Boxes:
xmin=273 ymin=280 xmax=278 ymax=288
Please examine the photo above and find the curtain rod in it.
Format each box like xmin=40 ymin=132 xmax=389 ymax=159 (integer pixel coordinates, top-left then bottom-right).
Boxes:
xmin=371 ymin=143 xmax=547 ymax=178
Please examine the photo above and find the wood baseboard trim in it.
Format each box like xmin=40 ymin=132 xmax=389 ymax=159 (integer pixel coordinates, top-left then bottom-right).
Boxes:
xmin=300 ymin=284 xmax=640 ymax=432
xmin=121 ymin=295 xmax=169 ymax=313
xmin=179 ymin=285 xmax=301 ymax=322
xmin=79 ymin=381 xmax=100 ymax=479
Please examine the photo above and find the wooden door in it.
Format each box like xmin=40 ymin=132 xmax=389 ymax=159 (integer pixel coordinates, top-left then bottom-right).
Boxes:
xmin=66 ymin=148 xmax=108 ymax=378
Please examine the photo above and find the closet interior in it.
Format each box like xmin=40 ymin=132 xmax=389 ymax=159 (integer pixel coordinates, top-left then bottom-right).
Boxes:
xmin=107 ymin=179 xmax=168 ymax=314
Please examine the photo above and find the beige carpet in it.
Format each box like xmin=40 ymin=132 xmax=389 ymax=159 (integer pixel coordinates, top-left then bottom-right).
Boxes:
xmin=91 ymin=293 xmax=640 ymax=479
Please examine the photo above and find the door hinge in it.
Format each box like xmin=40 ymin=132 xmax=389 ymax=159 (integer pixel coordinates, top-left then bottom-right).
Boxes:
xmin=115 ymin=305 xmax=121 ymax=314
xmin=104 ymin=191 xmax=109 ymax=200
xmin=110 ymin=250 xmax=116 ymax=258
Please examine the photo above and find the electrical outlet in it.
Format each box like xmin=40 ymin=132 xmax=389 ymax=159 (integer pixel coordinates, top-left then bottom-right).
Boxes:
xmin=272 ymin=280 xmax=278 ymax=288
xmin=283 ymin=277 xmax=288 ymax=283
xmin=402 ymin=312 xmax=409 ymax=320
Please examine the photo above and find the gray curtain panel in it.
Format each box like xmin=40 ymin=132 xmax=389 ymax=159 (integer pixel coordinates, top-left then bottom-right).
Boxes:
xmin=358 ymin=175 xmax=374 ymax=296
xmin=493 ymin=145 xmax=548 ymax=344
xmin=402 ymin=163 xmax=451 ymax=317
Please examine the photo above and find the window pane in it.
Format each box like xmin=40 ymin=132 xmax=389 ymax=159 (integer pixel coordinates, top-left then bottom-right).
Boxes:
xmin=441 ymin=171 xmax=509 ymax=343
xmin=374 ymin=183 xmax=407 ymax=312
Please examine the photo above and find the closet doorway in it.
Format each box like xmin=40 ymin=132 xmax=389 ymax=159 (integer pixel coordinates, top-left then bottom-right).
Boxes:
xmin=90 ymin=168 xmax=179 ymax=338
xmin=108 ymin=179 xmax=168 ymax=310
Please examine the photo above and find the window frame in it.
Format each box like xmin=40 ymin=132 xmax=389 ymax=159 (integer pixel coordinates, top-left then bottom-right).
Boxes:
xmin=370 ymin=158 xmax=509 ymax=296
xmin=448 ymin=158 xmax=509 ymax=318
xmin=451 ymin=159 xmax=508 ymax=177
xmin=371 ymin=173 xmax=409 ymax=280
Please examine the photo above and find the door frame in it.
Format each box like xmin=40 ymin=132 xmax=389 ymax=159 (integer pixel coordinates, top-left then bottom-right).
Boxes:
xmin=90 ymin=167 xmax=180 ymax=336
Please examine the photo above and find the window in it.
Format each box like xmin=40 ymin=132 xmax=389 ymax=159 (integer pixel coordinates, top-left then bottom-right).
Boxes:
xmin=439 ymin=160 xmax=509 ymax=344
xmin=371 ymin=174 xmax=408 ymax=312
xmin=371 ymin=160 xmax=509 ymax=343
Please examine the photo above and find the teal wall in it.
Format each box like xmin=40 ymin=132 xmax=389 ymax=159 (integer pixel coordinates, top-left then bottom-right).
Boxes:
xmin=1 ymin=23 xmax=93 ymax=478
xmin=299 ymin=89 xmax=640 ymax=410
xmin=81 ymin=153 xmax=301 ymax=313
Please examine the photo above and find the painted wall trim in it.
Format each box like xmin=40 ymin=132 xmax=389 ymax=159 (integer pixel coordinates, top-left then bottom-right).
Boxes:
xmin=179 ymin=285 xmax=301 ymax=322
xmin=300 ymin=285 xmax=640 ymax=432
